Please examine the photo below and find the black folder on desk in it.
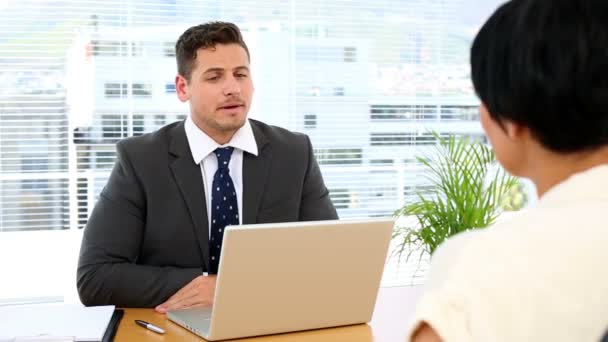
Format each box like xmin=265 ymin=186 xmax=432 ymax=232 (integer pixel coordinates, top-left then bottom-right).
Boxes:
xmin=102 ymin=309 xmax=124 ymax=342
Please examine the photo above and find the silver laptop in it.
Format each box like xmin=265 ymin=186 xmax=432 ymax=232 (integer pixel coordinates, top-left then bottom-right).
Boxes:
xmin=168 ymin=218 xmax=394 ymax=341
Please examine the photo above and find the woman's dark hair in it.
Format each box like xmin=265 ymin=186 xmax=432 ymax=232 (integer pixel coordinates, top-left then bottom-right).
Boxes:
xmin=471 ymin=0 xmax=608 ymax=152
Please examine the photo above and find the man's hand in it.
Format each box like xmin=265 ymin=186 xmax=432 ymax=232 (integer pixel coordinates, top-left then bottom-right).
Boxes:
xmin=155 ymin=275 xmax=216 ymax=313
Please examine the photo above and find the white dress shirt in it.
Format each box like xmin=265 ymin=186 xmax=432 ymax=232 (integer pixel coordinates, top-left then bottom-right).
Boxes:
xmin=184 ymin=115 xmax=258 ymax=236
xmin=408 ymin=165 xmax=608 ymax=342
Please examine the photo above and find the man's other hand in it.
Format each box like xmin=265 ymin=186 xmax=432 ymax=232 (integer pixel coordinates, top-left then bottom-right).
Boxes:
xmin=155 ymin=275 xmax=216 ymax=313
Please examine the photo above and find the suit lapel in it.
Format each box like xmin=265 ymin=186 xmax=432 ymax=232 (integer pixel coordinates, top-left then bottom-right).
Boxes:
xmin=243 ymin=120 xmax=271 ymax=224
xmin=168 ymin=121 xmax=210 ymax=270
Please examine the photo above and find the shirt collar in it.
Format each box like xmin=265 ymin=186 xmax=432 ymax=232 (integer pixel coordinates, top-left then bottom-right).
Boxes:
xmin=185 ymin=115 xmax=259 ymax=164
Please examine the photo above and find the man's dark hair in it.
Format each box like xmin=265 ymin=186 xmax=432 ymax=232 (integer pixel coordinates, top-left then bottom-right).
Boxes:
xmin=175 ymin=21 xmax=250 ymax=81
xmin=471 ymin=0 xmax=608 ymax=152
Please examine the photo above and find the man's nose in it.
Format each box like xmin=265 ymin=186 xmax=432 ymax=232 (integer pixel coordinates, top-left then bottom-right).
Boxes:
xmin=223 ymin=75 xmax=241 ymax=96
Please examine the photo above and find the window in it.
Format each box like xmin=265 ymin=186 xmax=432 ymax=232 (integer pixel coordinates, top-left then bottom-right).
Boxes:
xmin=155 ymin=114 xmax=166 ymax=126
xmin=296 ymin=46 xmax=344 ymax=62
xmin=371 ymin=132 xmax=452 ymax=146
xmin=92 ymin=40 xmax=142 ymax=57
xmin=104 ymin=83 xmax=127 ymax=97
xmin=440 ymin=105 xmax=479 ymax=121
xmin=329 ymin=189 xmax=351 ymax=210
xmin=165 ymin=83 xmax=176 ymax=94
xmin=370 ymin=159 xmax=394 ymax=165
xmin=403 ymin=184 xmax=436 ymax=205
xmin=306 ymin=86 xmax=321 ymax=96
xmin=315 ymin=148 xmax=363 ymax=165
xmin=400 ymin=31 xmax=424 ymax=64
xmin=371 ymin=105 xmax=437 ymax=121
xmin=101 ymin=114 xmax=128 ymax=141
xmin=371 ymin=104 xmax=452 ymax=121
xmin=132 ymin=83 xmax=152 ymax=97
xmin=133 ymin=114 xmax=145 ymax=135
xmin=370 ymin=133 xmax=409 ymax=146
xmin=0 ymin=0 xmax=512 ymax=300
xmin=343 ymin=47 xmax=357 ymax=62
xmin=104 ymin=83 xmax=152 ymax=98
xmin=303 ymin=114 xmax=317 ymax=129
xmin=163 ymin=41 xmax=176 ymax=57
xmin=295 ymin=24 xmax=328 ymax=38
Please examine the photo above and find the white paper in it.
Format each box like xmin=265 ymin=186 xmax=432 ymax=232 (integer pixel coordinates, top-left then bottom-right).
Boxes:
xmin=0 ymin=305 xmax=115 ymax=342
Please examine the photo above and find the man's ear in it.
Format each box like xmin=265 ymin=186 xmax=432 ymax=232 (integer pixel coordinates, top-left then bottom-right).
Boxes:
xmin=175 ymin=74 xmax=189 ymax=102
xmin=503 ymin=120 xmax=529 ymax=142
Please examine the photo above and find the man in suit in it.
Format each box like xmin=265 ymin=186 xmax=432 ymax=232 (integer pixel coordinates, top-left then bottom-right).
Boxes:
xmin=77 ymin=21 xmax=338 ymax=311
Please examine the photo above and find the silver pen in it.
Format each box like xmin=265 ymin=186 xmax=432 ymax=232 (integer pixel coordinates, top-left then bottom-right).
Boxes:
xmin=135 ymin=319 xmax=165 ymax=334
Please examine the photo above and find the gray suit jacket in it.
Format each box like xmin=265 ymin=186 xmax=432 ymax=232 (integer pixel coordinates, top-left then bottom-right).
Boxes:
xmin=77 ymin=119 xmax=338 ymax=307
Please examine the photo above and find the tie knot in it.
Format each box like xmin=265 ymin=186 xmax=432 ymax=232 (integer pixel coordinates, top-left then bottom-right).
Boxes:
xmin=214 ymin=147 xmax=234 ymax=169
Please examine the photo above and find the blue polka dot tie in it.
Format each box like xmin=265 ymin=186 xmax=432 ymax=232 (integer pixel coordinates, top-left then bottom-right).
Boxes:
xmin=209 ymin=147 xmax=239 ymax=274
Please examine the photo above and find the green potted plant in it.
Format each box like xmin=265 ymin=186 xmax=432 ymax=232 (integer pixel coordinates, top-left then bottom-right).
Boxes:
xmin=393 ymin=132 xmax=519 ymax=260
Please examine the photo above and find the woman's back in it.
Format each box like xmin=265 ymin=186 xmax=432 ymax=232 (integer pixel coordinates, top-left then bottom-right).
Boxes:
xmin=410 ymin=165 xmax=608 ymax=341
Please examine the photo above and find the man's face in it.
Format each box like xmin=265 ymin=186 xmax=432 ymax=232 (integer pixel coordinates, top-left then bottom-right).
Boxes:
xmin=176 ymin=43 xmax=253 ymax=143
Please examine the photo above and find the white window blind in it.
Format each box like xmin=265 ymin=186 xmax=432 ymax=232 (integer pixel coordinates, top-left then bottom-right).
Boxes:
xmin=0 ymin=0 xmax=508 ymax=300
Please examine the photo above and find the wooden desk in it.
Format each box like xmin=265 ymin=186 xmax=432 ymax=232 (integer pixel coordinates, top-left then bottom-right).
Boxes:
xmin=115 ymin=286 xmax=420 ymax=342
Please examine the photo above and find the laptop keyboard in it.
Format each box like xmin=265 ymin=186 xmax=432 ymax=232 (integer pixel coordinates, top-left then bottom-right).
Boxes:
xmin=197 ymin=309 xmax=212 ymax=320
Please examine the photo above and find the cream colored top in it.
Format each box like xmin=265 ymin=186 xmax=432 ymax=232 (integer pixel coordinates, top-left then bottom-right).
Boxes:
xmin=408 ymin=165 xmax=608 ymax=342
